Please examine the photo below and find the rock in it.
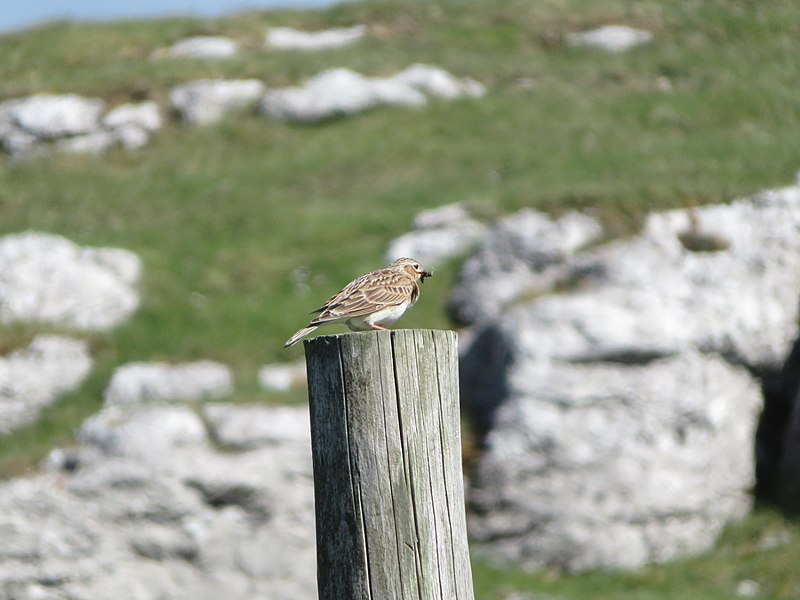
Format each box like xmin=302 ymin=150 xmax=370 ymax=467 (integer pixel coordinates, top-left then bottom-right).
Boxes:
xmin=0 ymin=231 xmax=141 ymax=330
xmin=0 ymin=97 xmax=160 ymax=156
xmin=170 ymin=79 xmax=266 ymax=125
xmin=393 ymin=63 xmax=486 ymax=100
xmin=204 ymin=403 xmax=310 ymax=450
xmin=369 ymin=76 xmax=430 ymax=108
xmin=257 ymin=361 xmax=307 ymax=392
xmin=265 ymin=25 xmax=366 ymax=51
xmin=162 ymin=36 xmax=239 ymax=59
xmin=386 ymin=202 xmax=488 ymax=268
xmin=0 ymin=404 xmax=315 ymax=600
xmin=129 ymin=525 xmax=199 ymax=561
xmin=102 ymin=101 xmax=162 ymax=132
xmin=113 ymin=125 xmax=150 ymax=150
xmin=0 ymin=94 xmax=105 ymax=139
xmin=448 ymin=209 xmax=603 ymax=325
xmin=261 ymin=65 xmax=484 ymax=123
xmin=78 ymin=404 xmax=209 ymax=458
xmin=0 ymin=94 xmax=111 ymax=157
xmin=412 ymin=202 xmax=474 ymax=229
xmin=467 ymin=352 xmax=760 ymax=572
xmin=104 ymin=361 xmax=233 ymax=405
xmin=578 ymin=189 xmax=800 ymax=370
xmin=0 ymin=335 xmax=92 ymax=434
xmin=567 ymin=25 xmax=653 ymax=53
xmin=736 ymin=580 xmax=761 ymax=597
xmin=461 ymin=183 xmax=800 ymax=571
xmin=0 ymin=113 xmax=40 ymax=157
xmin=55 ymin=129 xmax=118 ymax=155
xmin=261 ymin=68 xmax=391 ymax=123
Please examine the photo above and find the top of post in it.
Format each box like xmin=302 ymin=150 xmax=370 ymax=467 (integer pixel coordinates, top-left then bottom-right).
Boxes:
xmin=303 ymin=329 xmax=456 ymax=349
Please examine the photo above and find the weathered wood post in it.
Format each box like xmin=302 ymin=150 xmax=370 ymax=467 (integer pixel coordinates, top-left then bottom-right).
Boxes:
xmin=304 ymin=329 xmax=474 ymax=600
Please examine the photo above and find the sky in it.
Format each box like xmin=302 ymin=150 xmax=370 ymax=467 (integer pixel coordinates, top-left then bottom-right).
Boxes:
xmin=0 ymin=0 xmax=339 ymax=32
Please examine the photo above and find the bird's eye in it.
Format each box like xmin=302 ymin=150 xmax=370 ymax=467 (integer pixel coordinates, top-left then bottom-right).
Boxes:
xmin=413 ymin=263 xmax=420 ymax=270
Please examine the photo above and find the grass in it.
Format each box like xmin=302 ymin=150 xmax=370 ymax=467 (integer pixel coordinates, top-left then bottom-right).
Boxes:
xmin=1 ymin=0 xmax=799 ymax=596
xmin=472 ymin=505 xmax=800 ymax=600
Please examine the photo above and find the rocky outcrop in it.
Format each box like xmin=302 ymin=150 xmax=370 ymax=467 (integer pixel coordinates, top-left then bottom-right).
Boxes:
xmin=104 ymin=361 xmax=233 ymax=405
xmin=101 ymin=101 xmax=163 ymax=150
xmin=386 ymin=203 xmax=488 ymax=269
xmin=1 ymin=65 xmax=485 ymax=155
xmin=0 ymin=94 xmax=103 ymax=157
xmin=0 ymin=336 xmax=92 ymax=434
xmin=3 ymin=94 xmax=105 ymax=139
xmin=159 ymin=36 xmax=239 ymax=59
xmin=265 ymin=25 xmax=366 ymax=51
xmin=0 ymin=403 xmax=315 ymax=600
xmin=448 ymin=208 xmax=603 ymax=325
xmin=0 ymin=95 xmax=163 ymax=158
xmin=567 ymin=25 xmax=653 ymax=53
xmin=459 ymin=184 xmax=800 ymax=571
xmin=261 ymin=64 xmax=485 ymax=123
xmin=468 ymin=352 xmax=760 ymax=571
xmin=258 ymin=361 xmax=307 ymax=393
xmin=0 ymin=231 xmax=141 ymax=330
xmin=170 ymin=79 xmax=266 ymax=125
xmin=204 ymin=403 xmax=310 ymax=450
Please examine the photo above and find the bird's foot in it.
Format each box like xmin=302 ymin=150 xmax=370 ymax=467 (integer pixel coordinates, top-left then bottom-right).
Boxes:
xmin=370 ymin=324 xmax=388 ymax=331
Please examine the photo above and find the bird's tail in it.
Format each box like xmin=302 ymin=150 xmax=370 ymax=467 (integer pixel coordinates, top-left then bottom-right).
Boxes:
xmin=284 ymin=326 xmax=318 ymax=348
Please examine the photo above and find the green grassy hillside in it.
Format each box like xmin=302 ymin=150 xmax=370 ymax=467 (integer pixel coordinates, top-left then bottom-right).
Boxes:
xmin=1 ymin=0 xmax=799 ymax=597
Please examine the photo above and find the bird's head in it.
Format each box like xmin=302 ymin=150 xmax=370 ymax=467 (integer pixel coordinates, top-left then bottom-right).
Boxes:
xmin=392 ymin=257 xmax=432 ymax=282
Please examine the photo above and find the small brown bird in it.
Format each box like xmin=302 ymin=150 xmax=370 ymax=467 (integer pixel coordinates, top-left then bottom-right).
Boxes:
xmin=284 ymin=257 xmax=432 ymax=348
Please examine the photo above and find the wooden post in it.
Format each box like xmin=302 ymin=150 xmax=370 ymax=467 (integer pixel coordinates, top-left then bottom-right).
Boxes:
xmin=304 ymin=329 xmax=474 ymax=600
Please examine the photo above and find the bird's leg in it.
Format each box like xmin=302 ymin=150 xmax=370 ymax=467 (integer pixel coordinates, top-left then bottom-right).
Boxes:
xmin=370 ymin=324 xmax=388 ymax=331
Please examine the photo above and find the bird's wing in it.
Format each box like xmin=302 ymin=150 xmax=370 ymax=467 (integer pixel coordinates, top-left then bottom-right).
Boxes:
xmin=311 ymin=269 xmax=415 ymax=325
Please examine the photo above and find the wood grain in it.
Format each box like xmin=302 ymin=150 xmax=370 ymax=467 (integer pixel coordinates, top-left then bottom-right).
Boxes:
xmin=305 ymin=329 xmax=474 ymax=600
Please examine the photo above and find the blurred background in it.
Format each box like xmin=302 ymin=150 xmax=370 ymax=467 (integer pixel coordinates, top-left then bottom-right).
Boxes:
xmin=0 ymin=0 xmax=335 ymax=32
xmin=1 ymin=0 xmax=799 ymax=598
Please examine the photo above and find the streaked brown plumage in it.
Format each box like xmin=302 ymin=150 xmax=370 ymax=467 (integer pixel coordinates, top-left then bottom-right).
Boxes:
xmin=284 ymin=257 xmax=432 ymax=348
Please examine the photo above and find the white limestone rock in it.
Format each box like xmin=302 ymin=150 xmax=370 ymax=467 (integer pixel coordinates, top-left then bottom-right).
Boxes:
xmin=412 ymin=202 xmax=475 ymax=229
xmin=567 ymin=25 xmax=653 ymax=53
xmin=460 ymin=182 xmax=800 ymax=572
xmin=1 ymin=94 xmax=105 ymax=139
xmin=204 ymin=403 xmax=310 ymax=450
xmin=393 ymin=63 xmax=486 ymax=100
xmin=0 ymin=97 xmax=161 ymax=156
xmin=468 ymin=352 xmax=760 ymax=572
xmin=55 ymin=130 xmax=118 ymax=155
xmin=104 ymin=361 xmax=233 ymax=405
xmin=0 ymin=115 xmax=40 ymax=157
xmin=113 ymin=125 xmax=150 ymax=150
xmin=0 ymin=94 xmax=111 ymax=157
xmin=79 ymin=404 xmax=209 ymax=458
xmin=162 ymin=36 xmax=239 ymax=59
xmin=265 ymin=25 xmax=366 ymax=51
xmin=386 ymin=202 xmax=488 ymax=268
xmin=261 ymin=68 xmax=383 ymax=122
xmin=0 ymin=336 xmax=92 ymax=434
xmin=258 ymin=361 xmax=307 ymax=392
xmin=102 ymin=101 xmax=162 ymax=132
xmin=448 ymin=208 xmax=603 ymax=324
xmin=261 ymin=65 xmax=484 ymax=123
xmin=0 ymin=231 xmax=141 ymax=330
xmin=170 ymin=79 xmax=266 ymax=125
xmin=0 ymin=403 xmax=316 ymax=599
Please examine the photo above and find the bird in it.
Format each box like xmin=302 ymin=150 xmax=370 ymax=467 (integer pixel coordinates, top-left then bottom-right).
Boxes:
xmin=284 ymin=257 xmax=432 ymax=348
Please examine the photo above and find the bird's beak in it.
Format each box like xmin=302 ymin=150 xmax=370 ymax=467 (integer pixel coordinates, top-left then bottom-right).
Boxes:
xmin=421 ymin=271 xmax=432 ymax=283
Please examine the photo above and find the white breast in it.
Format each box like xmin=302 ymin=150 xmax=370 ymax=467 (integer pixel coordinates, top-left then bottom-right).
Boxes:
xmin=346 ymin=300 xmax=411 ymax=331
